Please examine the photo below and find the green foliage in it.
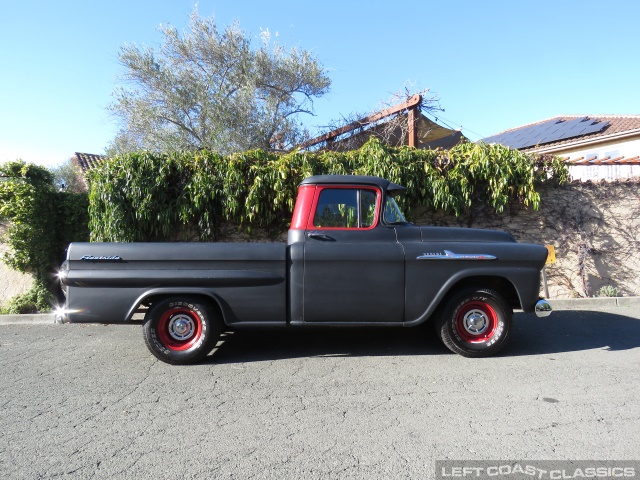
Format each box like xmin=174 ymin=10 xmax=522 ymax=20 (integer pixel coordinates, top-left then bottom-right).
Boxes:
xmin=0 ymin=160 xmax=89 ymax=287
xmin=88 ymin=138 xmax=568 ymax=242
xmin=0 ymin=281 xmax=54 ymax=314
xmin=595 ymin=285 xmax=620 ymax=298
xmin=51 ymin=158 xmax=85 ymax=193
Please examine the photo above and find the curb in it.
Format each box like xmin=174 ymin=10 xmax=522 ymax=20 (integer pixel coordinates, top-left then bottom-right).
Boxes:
xmin=546 ymin=296 xmax=640 ymax=310
xmin=0 ymin=314 xmax=56 ymax=325
xmin=1 ymin=297 xmax=639 ymax=325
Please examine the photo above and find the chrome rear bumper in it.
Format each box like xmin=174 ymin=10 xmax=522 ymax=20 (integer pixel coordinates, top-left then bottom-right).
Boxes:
xmin=535 ymin=299 xmax=552 ymax=317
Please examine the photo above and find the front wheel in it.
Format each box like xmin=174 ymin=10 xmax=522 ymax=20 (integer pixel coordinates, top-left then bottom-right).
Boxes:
xmin=436 ymin=288 xmax=512 ymax=357
xmin=143 ymin=297 xmax=221 ymax=365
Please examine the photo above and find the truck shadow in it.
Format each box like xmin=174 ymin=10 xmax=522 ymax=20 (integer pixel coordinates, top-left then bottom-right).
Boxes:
xmin=506 ymin=309 xmax=640 ymax=356
xmin=207 ymin=310 xmax=640 ymax=364
xmin=210 ymin=323 xmax=447 ymax=364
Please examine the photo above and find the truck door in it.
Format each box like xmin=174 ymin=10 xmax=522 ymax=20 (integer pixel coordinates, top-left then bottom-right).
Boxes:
xmin=302 ymin=186 xmax=405 ymax=324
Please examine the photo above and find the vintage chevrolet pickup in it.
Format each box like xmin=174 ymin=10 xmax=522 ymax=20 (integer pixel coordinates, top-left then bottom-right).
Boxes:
xmin=58 ymin=175 xmax=552 ymax=364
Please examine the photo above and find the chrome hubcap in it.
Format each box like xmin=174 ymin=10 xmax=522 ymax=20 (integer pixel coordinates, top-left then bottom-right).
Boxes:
xmin=462 ymin=309 xmax=489 ymax=335
xmin=168 ymin=314 xmax=195 ymax=341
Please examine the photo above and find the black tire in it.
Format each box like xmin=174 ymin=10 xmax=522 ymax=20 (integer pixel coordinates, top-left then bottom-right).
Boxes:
xmin=143 ymin=297 xmax=222 ymax=365
xmin=435 ymin=288 xmax=512 ymax=357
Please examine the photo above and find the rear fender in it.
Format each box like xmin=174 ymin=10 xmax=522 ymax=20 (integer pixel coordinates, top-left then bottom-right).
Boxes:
xmin=127 ymin=288 xmax=229 ymax=325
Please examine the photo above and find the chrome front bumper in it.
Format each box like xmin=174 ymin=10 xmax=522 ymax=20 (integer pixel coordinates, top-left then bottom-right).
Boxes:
xmin=535 ymin=299 xmax=553 ymax=317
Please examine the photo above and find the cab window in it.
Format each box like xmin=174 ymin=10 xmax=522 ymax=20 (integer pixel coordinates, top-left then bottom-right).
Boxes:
xmin=312 ymin=188 xmax=377 ymax=228
xmin=383 ymin=196 xmax=408 ymax=224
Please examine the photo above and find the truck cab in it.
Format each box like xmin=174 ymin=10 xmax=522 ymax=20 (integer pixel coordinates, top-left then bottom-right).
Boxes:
xmin=288 ymin=176 xmax=407 ymax=325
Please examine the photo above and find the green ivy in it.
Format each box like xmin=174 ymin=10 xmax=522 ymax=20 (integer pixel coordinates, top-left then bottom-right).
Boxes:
xmin=0 ymin=160 xmax=89 ymax=306
xmin=87 ymin=138 xmax=568 ymax=242
xmin=0 ymin=281 xmax=54 ymax=314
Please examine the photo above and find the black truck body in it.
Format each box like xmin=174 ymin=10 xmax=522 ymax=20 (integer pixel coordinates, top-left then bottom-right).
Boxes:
xmin=58 ymin=175 xmax=552 ymax=364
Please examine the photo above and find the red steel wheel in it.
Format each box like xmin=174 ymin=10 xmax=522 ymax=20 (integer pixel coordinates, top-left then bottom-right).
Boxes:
xmin=157 ymin=306 xmax=203 ymax=351
xmin=454 ymin=301 xmax=499 ymax=344
xmin=436 ymin=288 xmax=512 ymax=357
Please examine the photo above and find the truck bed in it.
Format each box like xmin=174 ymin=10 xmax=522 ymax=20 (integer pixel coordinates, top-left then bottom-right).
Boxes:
xmin=61 ymin=242 xmax=287 ymax=325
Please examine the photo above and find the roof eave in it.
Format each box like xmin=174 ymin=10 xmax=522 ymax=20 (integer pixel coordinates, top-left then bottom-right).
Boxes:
xmin=527 ymin=128 xmax=640 ymax=154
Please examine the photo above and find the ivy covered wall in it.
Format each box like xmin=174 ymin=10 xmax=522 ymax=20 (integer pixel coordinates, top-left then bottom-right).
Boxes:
xmin=1 ymin=138 xmax=580 ymax=310
xmin=0 ymin=161 xmax=89 ymax=312
xmin=87 ymin=138 xmax=567 ymax=242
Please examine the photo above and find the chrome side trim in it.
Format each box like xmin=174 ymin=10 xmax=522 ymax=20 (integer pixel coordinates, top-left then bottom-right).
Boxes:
xmin=417 ymin=250 xmax=497 ymax=261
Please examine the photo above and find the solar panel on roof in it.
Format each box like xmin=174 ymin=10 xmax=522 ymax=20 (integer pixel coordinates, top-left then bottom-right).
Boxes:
xmin=481 ymin=117 xmax=609 ymax=149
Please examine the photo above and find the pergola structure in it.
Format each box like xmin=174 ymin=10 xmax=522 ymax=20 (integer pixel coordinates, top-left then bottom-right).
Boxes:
xmin=297 ymin=95 xmax=464 ymax=152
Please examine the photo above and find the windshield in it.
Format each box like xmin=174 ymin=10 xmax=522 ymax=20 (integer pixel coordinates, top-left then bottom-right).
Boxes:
xmin=383 ymin=196 xmax=408 ymax=224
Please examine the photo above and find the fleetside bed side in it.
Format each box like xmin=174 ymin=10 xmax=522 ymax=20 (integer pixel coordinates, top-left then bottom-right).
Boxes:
xmin=62 ymin=242 xmax=288 ymax=325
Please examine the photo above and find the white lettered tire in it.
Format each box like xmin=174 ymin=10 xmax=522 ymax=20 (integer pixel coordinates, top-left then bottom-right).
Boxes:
xmin=143 ymin=297 xmax=221 ymax=365
xmin=436 ymin=288 xmax=512 ymax=357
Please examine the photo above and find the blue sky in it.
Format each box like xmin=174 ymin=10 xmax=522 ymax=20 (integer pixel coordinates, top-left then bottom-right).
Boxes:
xmin=1 ymin=0 xmax=639 ymax=167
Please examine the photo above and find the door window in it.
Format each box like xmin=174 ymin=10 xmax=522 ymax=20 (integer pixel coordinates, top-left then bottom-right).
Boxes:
xmin=312 ymin=188 xmax=378 ymax=229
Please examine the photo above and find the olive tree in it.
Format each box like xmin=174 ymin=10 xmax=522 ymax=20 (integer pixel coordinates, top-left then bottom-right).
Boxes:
xmin=51 ymin=158 xmax=85 ymax=193
xmin=107 ymin=10 xmax=331 ymax=155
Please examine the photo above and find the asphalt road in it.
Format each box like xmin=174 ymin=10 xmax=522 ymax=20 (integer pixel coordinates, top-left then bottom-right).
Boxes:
xmin=1 ymin=308 xmax=639 ymax=479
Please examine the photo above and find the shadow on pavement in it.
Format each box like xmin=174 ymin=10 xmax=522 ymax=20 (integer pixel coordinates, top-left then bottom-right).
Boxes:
xmin=506 ymin=309 xmax=640 ymax=356
xmin=209 ymin=323 xmax=447 ymax=364
xmin=206 ymin=309 xmax=640 ymax=364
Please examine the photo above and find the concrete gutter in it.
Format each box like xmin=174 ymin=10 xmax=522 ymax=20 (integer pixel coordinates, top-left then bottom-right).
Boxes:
xmin=0 ymin=297 xmax=639 ymax=325
xmin=0 ymin=314 xmax=56 ymax=325
xmin=549 ymin=296 xmax=640 ymax=310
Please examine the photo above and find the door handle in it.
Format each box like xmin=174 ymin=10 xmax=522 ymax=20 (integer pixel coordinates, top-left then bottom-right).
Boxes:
xmin=307 ymin=232 xmax=336 ymax=242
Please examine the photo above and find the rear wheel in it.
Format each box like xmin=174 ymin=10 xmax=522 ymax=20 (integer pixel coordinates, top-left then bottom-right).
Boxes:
xmin=436 ymin=288 xmax=511 ymax=357
xmin=143 ymin=297 xmax=221 ymax=365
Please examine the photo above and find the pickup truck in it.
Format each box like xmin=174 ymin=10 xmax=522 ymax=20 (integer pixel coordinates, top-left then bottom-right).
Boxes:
xmin=58 ymin=175 xmax=552 ymax=364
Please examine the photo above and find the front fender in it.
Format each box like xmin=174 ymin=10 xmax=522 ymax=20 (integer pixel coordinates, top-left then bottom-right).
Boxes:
xmin=403 ymin=266 xmax=542 ymax=327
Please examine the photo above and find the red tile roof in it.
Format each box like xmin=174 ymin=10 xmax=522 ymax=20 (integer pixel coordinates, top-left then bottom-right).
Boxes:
xmin=72 ymin=152 xmax=105 ymax=171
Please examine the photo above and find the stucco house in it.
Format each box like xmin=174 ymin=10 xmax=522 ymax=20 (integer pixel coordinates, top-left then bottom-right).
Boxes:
xmin=481 ymin=115 xmax=640 ymax=181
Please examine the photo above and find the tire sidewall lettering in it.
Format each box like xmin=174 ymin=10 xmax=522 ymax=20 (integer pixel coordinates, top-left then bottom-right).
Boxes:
xmin=151 ymin=300 xmax=208 ymax=357
xmin=169 ymin=301 xmax=208 ymax=348
xmin=143 ymin=296 xmax=222 ymax=365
